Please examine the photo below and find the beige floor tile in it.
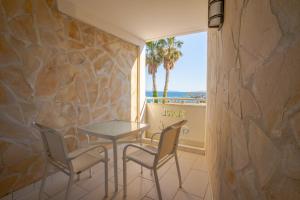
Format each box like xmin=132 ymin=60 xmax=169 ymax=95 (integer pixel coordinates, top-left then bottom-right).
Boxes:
xmin=47 ymin=184 xmax=87 ymax=200
xmin=173 ymin=190 xmax=202 ymax=200
xmin=182 ymin=170 xmax=208 ymax=198
xmin=42 ymin=171 xmax=90 ymax=200
xmin=12 ymin=180 xmax=50 ymax=200
xmin=12 ymin=183 xmax=35 ymax=200
xmin=192 ymin=156 xmax=208 ymax=172
xmin=204 ymin=183 xmax=212 ymax=200
xmin=8 ymin=150 xmax=210 ymax=200
xmin=76 ymin=163 xmax=116 ymax=191
xmin=141 ymin=197 xmax=154 ymax=200
xmin=113 ymin=176 xmax=153 ymax=200
xmin=116 ymin=162 xmax=143 ymax=186
xmin=0 ymin=194 xmax=12 ymax=200
xmin=178 ymin=151 xmax=200 ymax=161
xmin=15 ymin=189 xmax=49 ymax=200
xmin=43 ymin=172 xmax=69 ymax=196
xmin=146 ymin=171 xmax=181 ymax=200
xmin=108 ymin=156 xmax=123 ymax=170
xmin=33 ymin=180 xmax=42 ymax=190
xmin=80 ymin=181 xmax=116 ymax=200
xmin=168 ymin=156 xmax=197 ymax=182
xmin=90 ymin=162 xmax=112 ymax=177
xmin=76 ymin=171 xmax=108 ymax=192
xmin=139 ymin=169 xmax=155 ymax=182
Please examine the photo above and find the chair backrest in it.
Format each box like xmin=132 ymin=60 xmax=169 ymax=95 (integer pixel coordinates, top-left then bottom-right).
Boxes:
xmin=33 ymin=122 xmax=69 ymax=166
xmin=156 ymin=120 xmax=187 ymax=161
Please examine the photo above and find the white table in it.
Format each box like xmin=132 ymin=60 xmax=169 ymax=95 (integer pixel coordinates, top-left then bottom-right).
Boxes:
xmin=78 ymin=120 xmax=149 ymax=192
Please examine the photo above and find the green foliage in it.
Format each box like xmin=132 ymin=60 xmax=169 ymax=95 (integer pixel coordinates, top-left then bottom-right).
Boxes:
xmin=146 ymin=37 xmax=183 ymax=102
xmin=146 ymin=41 xmax=163 ymax=103
xmin=159 ymin=37 xmax=184 ymax=98
xmin=152 ymin=90 xmax=158 ymax=103
xmin=146 ymin=41 xmax=163 ymax=75
xmin=159 ymin=37 xmax=183 ymax=71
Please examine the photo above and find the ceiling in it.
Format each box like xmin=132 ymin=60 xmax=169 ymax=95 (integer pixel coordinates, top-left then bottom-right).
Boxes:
xmin=57 ymin=0 xmax=208 ymax=46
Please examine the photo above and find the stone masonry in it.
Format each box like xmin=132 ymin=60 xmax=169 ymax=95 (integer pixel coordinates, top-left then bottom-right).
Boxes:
xmin=206 ymin=0 xmax=300 ymax=199
xmin=0 ymin=0 xmax=138 ymax=197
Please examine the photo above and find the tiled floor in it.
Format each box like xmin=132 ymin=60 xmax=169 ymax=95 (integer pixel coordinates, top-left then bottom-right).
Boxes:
xmin=1 ymin=146 xmax=212 ymax=200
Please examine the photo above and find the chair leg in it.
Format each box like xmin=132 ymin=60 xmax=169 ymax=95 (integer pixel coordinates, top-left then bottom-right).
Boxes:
xmin=104 ymin=160 xmax=108 ymax=197
xmin=153 ymin=169 xmax=162 ymax=200
xmin=175 ymin=153 xmax=182 ymax=188
xmin=89 ymin=168 xmax=92 ymax=178
xmin=65 ymin=173 xmax=74 ymax=200
xmin=39 ymin=162 xmax=49 ymax=200
xmin=140 ymin=165 xmax=143 ymax=174
xmin=123 ymin=157 xmax=127 ymax=197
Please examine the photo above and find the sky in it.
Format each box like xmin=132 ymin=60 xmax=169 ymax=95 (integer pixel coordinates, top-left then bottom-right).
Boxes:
xmin=146 ymin=32 xmax=207 ymax=92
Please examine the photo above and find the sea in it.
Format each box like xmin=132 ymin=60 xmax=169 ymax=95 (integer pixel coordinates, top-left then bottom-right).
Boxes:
xmin=146 ymin=91 xmax=207 ymax=99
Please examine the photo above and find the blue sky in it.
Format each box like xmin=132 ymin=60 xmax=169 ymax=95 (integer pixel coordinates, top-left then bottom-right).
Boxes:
xmin=146 ymin=32 xmax=207 ymax=92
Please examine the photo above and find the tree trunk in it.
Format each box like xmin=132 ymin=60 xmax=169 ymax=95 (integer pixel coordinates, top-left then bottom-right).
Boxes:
xmin=152 ymin=73 xmax=158 ymax=103
xmin=163 ymin=69 xmax=170 ymax=103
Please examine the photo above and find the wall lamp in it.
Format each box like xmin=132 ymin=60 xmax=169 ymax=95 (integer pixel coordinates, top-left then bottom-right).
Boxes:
xmin=208 ymin=0 xmax=224 ymax=29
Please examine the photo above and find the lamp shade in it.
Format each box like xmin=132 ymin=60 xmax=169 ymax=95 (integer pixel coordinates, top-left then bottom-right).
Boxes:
xmin=208 ymin=0 xmax=224 ymax=28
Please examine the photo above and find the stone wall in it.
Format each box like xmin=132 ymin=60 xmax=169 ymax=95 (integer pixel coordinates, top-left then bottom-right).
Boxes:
xmin=206 ymin=0 xmax=300 ymax=199
xmin=0 ymin=0 xmax=138 ymax=197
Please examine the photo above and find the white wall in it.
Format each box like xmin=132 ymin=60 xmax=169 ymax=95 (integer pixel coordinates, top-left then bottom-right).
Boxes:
xmin=146 ymin=103 xmax=206 ymax=148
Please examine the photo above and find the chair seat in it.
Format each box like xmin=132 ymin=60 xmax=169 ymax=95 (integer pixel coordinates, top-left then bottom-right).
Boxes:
xmin=71 ymin=152 xmax=104 ymax=173
xmin=86 ymin=147 xmax=105 ymax=158
xmin=126 ymin=145 xmax=158 ymax=168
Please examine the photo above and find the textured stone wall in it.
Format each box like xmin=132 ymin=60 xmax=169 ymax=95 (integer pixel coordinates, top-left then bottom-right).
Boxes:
xmin=206 ymin=0 xmax=300 ymax=199
xmin=0 ymin=0 xmax=137 ymax=196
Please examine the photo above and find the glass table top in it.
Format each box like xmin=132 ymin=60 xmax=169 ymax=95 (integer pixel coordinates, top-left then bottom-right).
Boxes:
xmin=79 ymin=120 xmax=149 ymax=139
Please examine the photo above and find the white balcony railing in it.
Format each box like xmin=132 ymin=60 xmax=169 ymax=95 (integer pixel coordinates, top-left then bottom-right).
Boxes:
xmin=146 ymin=97 xmax=207 ymax=104
xmin=144 ymin=98 xmax=206 ymax=150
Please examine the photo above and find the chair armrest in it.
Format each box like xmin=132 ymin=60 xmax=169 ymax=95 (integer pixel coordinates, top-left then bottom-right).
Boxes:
xmin=81 ymin=133 xmax=91 ymax=144
xmin=64 ymin=135 xmax=81 ymax=147
xmin=67 ymin=144 xmax=107 ymax=160
xmin=150 ymin=132 xmax=161 ymax=143
xmin=123 ymin=144 xmax=157 ymax=159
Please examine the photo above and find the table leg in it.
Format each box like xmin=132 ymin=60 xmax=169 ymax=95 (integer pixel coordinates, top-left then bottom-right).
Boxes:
xmin=139 ymin=130 xmax=143 ymax=174
xmin=113 ymin=140 xmax=118 ymax=192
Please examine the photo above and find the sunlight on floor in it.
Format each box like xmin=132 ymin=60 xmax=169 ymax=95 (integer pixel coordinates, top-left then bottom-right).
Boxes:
xmin=1 ymin=146 xmax=212 ymax=200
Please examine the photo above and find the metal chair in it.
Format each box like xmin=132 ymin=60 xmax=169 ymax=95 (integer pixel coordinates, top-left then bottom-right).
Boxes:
xmin=33 ymin=123 xmax=109 ymax=200
xmin=123 ymin=120 xmax=187 ymax=200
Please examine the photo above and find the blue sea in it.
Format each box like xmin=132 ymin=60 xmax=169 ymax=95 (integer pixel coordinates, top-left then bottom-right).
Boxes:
xmin=146 ymin=91 xmax=207 ymax=98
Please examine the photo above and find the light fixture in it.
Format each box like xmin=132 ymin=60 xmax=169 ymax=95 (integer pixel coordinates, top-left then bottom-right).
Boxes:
xmin=208 ymin=0 xmax=224 ymax=29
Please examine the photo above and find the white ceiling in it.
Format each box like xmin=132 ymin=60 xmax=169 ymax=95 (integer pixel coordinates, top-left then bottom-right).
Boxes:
xmin=57 ymin=0 xmax=208 ymax=46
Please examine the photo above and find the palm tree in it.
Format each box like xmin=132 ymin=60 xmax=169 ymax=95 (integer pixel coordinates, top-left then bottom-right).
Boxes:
xmin=160 ymin=37 xmax=183 ymax=98
xmin=146 ymin=41 xmax=163 ymax=101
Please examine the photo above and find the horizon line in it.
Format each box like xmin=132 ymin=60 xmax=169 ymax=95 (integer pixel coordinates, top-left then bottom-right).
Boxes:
xmin=146 ymin=90 xmax=207 ymax=93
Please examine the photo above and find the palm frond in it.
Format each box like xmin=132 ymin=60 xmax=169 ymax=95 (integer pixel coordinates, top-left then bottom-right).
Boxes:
xmin=160 ymin=37 xmax=183 ymax=70
xmin=146 ymin=41 xmax=163 ymax=75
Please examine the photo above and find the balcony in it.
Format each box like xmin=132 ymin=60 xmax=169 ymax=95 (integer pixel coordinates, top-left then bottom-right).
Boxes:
xmin=144 ymin=97 xmax=207 ymax=154
xmin=1 ymin=95 xmax=210 ymax=200
xmin=1 ymin=145 xmax=211 ymax=200
xmin=1 ymin=0 xmax=299 ymax=199
xmin=0 ymin=0 xmax=212 ymax=198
